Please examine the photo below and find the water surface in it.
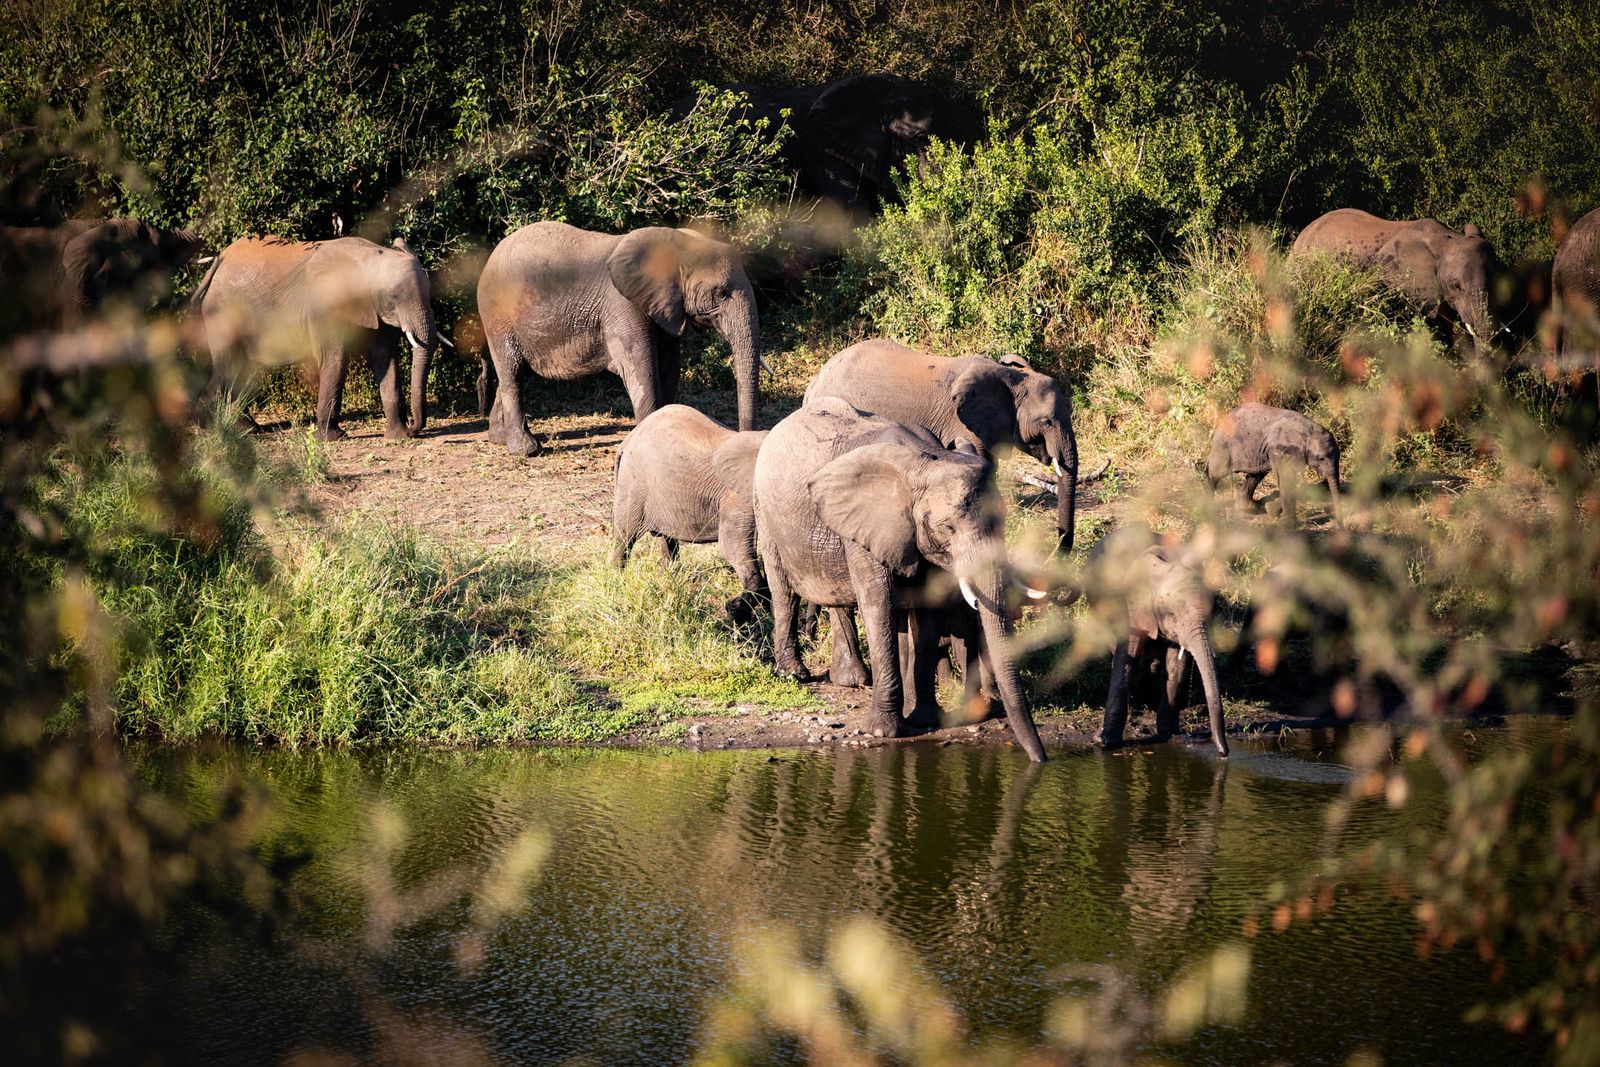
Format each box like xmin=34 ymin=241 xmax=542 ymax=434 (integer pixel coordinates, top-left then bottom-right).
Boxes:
xmin=139 ymin=725 xmax=1553 ymax=1064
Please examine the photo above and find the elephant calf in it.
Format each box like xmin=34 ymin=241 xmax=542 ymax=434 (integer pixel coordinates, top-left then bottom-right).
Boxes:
xmin=1207 ymin=403 xmax=1342 ymax=524
xmin=613 ymin=404 xmax=767 ymax=624
xmin=1089 ymin=532 xmax=1228 ymax=757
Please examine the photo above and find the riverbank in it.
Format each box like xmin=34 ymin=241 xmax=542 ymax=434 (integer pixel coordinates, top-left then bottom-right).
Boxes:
xmin=237 ymin=409 xmax=1459 ymax=756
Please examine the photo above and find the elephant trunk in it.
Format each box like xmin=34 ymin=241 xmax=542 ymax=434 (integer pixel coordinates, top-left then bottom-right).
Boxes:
xmin=1052 ymin=422 xmax=1079 ymax=553
xmin=725 ymin=292 xmax=761 ymax=431
xmin=973 ymin=573 xmax=1047 ymax=763
xmin=401 ymin=299 xmax=438 ymax=434
xmin=1182 ymin=623 xmax=1228 ymax=757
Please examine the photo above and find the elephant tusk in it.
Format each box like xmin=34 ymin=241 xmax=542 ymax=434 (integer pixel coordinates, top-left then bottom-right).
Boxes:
xmin=759 ymin=354 xmax=775 ymax=376
xmin=1020 ymin=472 xmax=1059 ymax=495
xmin=1051 ymin=458 xmax=1063 ymax=478
xmin=959 ymin=576 xmax=980 ymax=611
xmin=404 ymin=329 xmax=419 ymax=350
xmin=193 ymin=255 xmax=216 ymax=266
xmin=438 ymin=334 xmax=456 ymax=349
xmin=1012 ymin=575 xmax=1049 ymax=600
xmin=1464 ymin=322 xmax=1478 ymax=339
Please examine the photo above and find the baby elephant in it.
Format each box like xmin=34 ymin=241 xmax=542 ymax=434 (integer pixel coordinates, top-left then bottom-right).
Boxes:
xmin=1093 ymin=539 xmax=1228 ymax=756
xmin=612 ymin=404 xmax=767 ymax=624
xmin=1208 ymin=403 xmax=1341 ymax=524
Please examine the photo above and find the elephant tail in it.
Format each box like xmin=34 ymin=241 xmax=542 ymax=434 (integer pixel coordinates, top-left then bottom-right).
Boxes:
xmin=187 ymin=250 xmax=224 ymax=314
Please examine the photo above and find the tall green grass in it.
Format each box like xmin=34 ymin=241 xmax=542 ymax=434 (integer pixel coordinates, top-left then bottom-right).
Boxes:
xmin=37 ymin=443 xmax=808 ymax=747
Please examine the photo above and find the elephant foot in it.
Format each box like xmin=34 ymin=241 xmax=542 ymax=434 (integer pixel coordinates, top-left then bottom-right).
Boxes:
xmin=828 ymin=657 xmax=871 ymax=689
xmin=508 ymin=434 xmax=544 ymax=458
xmin=317 ymin=425 xmax=346 ymax=442
xmin=904 ymin=701 xmax=943 ymax=730
xmin=866 ymin=709 xmax=903 ymax=739
xmin=776 ymin=657 xmax=814 ymax=683
xmin=1091 ymin=726 xmax=1123 ymax=749
xmin=718 ymin=595 xmax=760 ymax=632
xmin=383 ymin=423 xmax=413 ymax=440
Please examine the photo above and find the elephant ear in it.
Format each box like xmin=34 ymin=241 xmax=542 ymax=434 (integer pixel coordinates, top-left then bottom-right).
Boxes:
xmin=808 ymin=441 xmax=922 ymax=576
xmin=306 ymin=248 xmax=380 ymax=329
xmin=1378 ymin=232 xmax=1443 ymax=312
xmin=606 ymin=228 xmax=687 ymax=336
xmin=947 ymin=358 xmax=1019 ymax=453
xmin=60 ymin=222 xmax=121 ymax=309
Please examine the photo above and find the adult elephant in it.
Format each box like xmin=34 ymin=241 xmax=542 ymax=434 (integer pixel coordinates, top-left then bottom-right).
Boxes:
xmin=0 ymin=217 xmax=202 ymax=338
xmin=194 ymin=235 xmax=442 ymax=440
xmin=476 ymin=222 xmax=763 ymax=456
xmin=1291 ymin=209 xmax=1498 ymax=358
xmin=806 ymin=339 xmax=1081 ymax=551
xmin=1551 ymin=206 xmax=1600 ymax=364
xmin=753 ymin=395 xmax=1047 ymax=761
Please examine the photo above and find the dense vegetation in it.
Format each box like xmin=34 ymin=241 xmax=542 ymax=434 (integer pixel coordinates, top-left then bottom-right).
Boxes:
xmin=5 ymin=0 xmax=1600 ymax=1062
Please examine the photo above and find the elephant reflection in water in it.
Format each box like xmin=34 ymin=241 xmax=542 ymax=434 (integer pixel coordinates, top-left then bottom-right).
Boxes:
xmin=1100 ymin=754 xmax=1229 ymax=946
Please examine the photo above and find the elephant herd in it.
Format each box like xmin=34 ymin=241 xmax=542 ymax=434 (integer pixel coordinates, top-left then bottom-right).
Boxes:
xmin=6 ymin=191 xmax=1600 ymax=765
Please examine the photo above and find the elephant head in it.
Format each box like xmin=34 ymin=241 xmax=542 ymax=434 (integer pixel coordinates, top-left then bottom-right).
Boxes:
xmin=307 ymin=238 xmax=439 ymax=433
xmin=1131 ymin=547 xmax=1227 ymax=757
xmin=1381 ymin=227 xmax=1497 ymax=357
xmin=607 ymin=227 xmax=762 ymax=430
xmin=807 ymin=431 xmax=1047 ymax=761
xmin=1269 ymin=417 xmax=1342 ymax=524
xmin=61 ymin=218 xmax=203 ymax=315
xmin=946 ymin=354 xmax=1080 ymax=552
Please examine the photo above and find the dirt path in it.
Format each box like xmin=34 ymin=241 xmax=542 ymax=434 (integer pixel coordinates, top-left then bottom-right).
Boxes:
xmin=262 ymin=412 xmax=627 ymax=551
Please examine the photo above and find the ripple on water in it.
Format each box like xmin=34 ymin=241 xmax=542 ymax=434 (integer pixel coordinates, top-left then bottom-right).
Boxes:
xmin=139 ymin=723 xmax=1558 ymax=1066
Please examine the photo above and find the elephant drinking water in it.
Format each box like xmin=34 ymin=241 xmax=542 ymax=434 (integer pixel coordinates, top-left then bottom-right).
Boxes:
xmin=752 ymin=395 xmax=1047 ymax=761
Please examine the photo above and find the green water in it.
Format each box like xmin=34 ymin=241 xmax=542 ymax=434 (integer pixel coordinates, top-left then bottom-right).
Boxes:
xmin=134 ymin=725 xmax=1553 ymax=1065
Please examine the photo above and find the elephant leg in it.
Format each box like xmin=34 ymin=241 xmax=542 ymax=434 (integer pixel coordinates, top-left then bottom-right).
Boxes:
xmin=476 ymin=354 xmax=494 ymax=418
xmin=845 ymin=546 xmax=903 ymax=738
xmin=608 ymin=330 xmax=661 ymax=424
xmin=656 ymin=332 xmax=681 ymax=407
xmin=1236 ymin=472 xmax=1265 ymax=512
xmin=490 ymin=338 xmax=539 ymax=456
xmin=765 ymin=556 xmax=811 ymax=681
xmin=903 ymin=606 xmax=944 ymax=729
xmin=657 ymin=535 xmax=680 ymax=563
xmin=717 ymin=506 xmax=766 ymax=626
xmin=1270 ymin=453 xmax=1300 ymax=524
xmin=1154 ymin=645 xmax=1186 ymax=741
xmin=828 ymin=606 xmax=871 ymax=688
xmin=799 ymin=601 xmax=821 ymax=643
xmin=366 ymin=330 xmax=409 ymax=439
xmin=1096 ymin=633 xmax=1143 ymax=748
xmin=313 ymin=333 xmax=349 ymax=441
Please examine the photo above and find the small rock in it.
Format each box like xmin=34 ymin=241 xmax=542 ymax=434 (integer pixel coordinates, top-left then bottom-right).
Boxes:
xmin=967 ymin=725 xmax=982 ymax=734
